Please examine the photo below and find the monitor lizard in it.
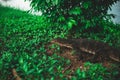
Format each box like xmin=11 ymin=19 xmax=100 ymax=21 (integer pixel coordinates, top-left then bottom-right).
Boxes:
xmin=51 ymin=38 xmax=120 ymax=62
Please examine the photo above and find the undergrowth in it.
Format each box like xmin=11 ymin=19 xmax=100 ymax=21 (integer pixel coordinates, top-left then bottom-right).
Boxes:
xmin=0 ymin=5 xmax=120 ymax=80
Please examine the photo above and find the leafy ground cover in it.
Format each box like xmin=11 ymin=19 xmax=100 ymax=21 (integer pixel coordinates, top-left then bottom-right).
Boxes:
xmin=0 ymin=5 xmax=120 ymax=80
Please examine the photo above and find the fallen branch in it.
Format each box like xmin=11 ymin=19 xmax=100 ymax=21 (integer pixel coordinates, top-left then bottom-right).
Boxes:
xmin=12 ymin=68 xmax=21 ymax=80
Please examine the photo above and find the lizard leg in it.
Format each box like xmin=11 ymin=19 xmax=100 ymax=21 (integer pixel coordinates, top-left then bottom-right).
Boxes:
xmin=90 ymin=49 xmax=102 ymax=63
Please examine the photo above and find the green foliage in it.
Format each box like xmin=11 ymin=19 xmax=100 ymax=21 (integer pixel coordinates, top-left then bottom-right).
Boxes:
xmin=26 ymin=0 xmax=120 ymax=48
xmin=72 ymin=62 xmax=119 ymax=80
xmin=71 ymin=20 xmax=120 ymax=47
xmin=27 ymin=0 xmax=119 ymax=33
xmin=0 ymin=5 xmax=120 ymax=80
xmin=0 ymin=6 xmax=68 ymax=80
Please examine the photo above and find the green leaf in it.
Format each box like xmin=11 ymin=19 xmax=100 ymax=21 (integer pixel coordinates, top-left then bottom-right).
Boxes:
xmin=23 ymin=62 xmax=28 ymax=72
xmin=81 ymin=71 xmax=86 ymax=78
xmin=46 ymin=0 xmax=50 ymax=3
xmin=50 ymin=77 xmax=55 ymax=80
xmin=85 ymin=20 xmax=91 ymax=29
xmin=76 ymin=68 xmax=81 ymax=74
xmin=67 ymin=18 xmax=76 ymax=30
xmin=27 ymin=69 xmax=35 ymax=74
xmin=83 ymin=1 xmax=91 ymax=9
xmin=71 ymin=76 xmax=77 ymax=80
xmin=19 ymin=57 xmax=24 ymax=64
xmin=52 ymin=0 xmax=59 ymax=5
xmin=69 ymin=7 xmax=82 ymax=15
xmin=48 ymin=67 xmax=54 ymax=72
xmin=57 ymin=16 xmax=65 ymax=22
xmin=0 ymin=60 xmax=3 ymax=70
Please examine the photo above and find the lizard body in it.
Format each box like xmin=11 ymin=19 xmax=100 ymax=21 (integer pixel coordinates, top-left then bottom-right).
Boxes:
xmin=51 ymin=38 xmax=120 ymax=62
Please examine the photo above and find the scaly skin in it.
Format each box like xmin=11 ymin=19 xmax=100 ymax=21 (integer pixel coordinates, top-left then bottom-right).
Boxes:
xmin=51 ymin=38 xmax=120 ymax=62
